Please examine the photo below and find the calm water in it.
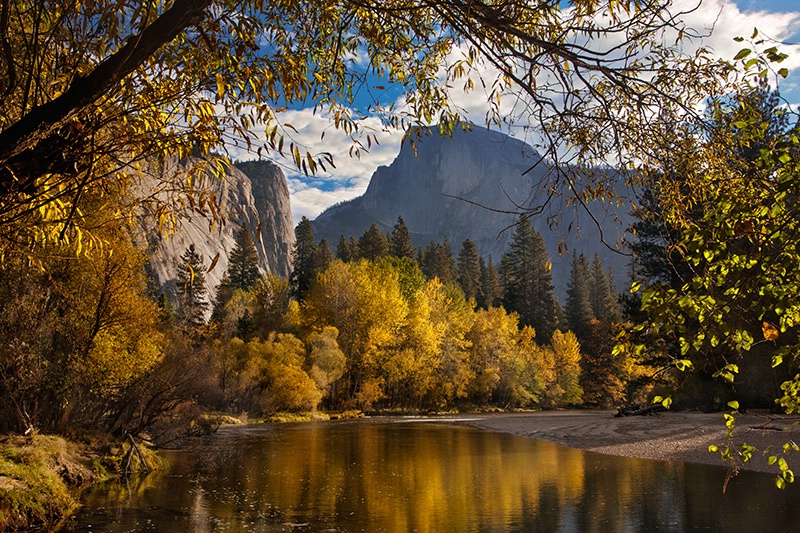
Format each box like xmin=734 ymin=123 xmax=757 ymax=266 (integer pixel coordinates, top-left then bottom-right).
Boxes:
xmin=59 ymin=418 xmax=800 ymax=532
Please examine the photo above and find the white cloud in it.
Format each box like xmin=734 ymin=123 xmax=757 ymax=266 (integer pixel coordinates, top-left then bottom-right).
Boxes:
xmin=681 ymin=0 xmax=800 ymax=65
xmin=226 ymin=108 xmax=404 ymax=223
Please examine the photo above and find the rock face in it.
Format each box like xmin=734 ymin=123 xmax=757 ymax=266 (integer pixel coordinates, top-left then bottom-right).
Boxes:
xmin=235 ymin=160 xmax=295 ymax=277
xmin=312 ymin=126 xmax=631 ymax=298
xmin=139 ymin=157 xmax=295 ymax=301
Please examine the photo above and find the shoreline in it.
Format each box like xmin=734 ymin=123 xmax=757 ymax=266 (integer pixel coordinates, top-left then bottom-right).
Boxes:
xmin=448 ymin=410 xmax=800 ymax=475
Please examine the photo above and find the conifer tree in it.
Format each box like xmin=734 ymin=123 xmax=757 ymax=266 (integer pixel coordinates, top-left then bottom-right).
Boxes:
xmin=175 ymin=244 xmax=209 ymax=326
xmin=157 ymin=292 xmax=176 ymax=328
xmin=421 ymin=240 xmax=458 ymax=285
xmin=291 ymin=216 xmax=319 ymax=300
xmin=316 ymin=239 xmax=335 ymax=273
xmin=499 ymin=217 xmax=559 ymax=341
xmin=389 ymin=216 xmax=416 ymax=260
xmin=357 ymin=224 xmax=390 ymax=261
xmin=565 ymin=253 xmax=593 ymax=342
xmin=336 ymin=235 xmax=354 ymax=262
xmin=348 ymin=236 xmax=360 ymax=260
xmin=457 ymin=239 xmax=481 ymax=302
xmin=211 ymin=273 xmax=234 ymax=324
xmin=589 ymin=253 xmax=620 ymax=323
xmin=228 ymin=226 xmax=261 ymax=291
xmin=479 ymin=256 xmax=501 ymax=308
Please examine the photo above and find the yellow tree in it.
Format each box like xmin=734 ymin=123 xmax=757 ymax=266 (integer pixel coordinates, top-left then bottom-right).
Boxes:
xmin=548 ymin=330 xmax=584 ymax=407
xmin=0 ymin=191 xmax=164 ymax=434
xmin=303 ymin=260 xmax=407 ymax=407
xmin=465 ymin=306 xmax=557 ymax=407
xmin=385 ymin=278 xmax=473 ymax=408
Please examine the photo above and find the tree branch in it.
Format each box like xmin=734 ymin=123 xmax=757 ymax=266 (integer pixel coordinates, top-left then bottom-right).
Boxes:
xmin=0 ymin=0 xmax=212 ymax=193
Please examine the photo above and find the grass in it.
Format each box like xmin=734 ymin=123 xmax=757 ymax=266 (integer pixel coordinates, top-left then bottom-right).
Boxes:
xmin=0 ymin=435 xmax=88 ymax=529
xmin=0 ymin=433 xmax=164 ymax=530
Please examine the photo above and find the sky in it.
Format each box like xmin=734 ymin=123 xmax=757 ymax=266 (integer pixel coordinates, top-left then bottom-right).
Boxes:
xmin=228 ymin=0 xmax=800 ymax=225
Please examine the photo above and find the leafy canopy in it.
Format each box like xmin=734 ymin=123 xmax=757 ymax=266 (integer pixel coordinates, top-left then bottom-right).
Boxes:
xmin=0 ymin=0 xmax=731 ymax=259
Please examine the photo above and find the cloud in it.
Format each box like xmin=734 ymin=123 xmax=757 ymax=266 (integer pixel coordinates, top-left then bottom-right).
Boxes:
xmin=682 ymin=0 xmax=800 ymax=66
xmin=226 ymin=108 xmax=404 ymax=222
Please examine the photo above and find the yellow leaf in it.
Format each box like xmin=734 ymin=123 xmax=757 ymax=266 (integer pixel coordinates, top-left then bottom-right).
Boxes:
xmin=207 ymin=252 xmax=220 ymax=273
xmin=216 ymin=73 xmax=225 ymax=98
xmin=762 ymin=321 xmax=779 ymax=341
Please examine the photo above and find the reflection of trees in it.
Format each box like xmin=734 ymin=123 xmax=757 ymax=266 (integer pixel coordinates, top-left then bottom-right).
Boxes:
xmin=77 ymin=423 xmax=800 ymax=532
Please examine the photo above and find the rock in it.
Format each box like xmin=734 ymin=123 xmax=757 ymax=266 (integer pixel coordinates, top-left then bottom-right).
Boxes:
xmin=135 ymin=156 xmax=295 ymax=304
xmin=312 ymin=126 xmax=631 ymax=298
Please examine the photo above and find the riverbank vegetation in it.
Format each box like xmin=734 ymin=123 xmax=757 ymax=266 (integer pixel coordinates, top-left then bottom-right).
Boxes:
xmin=0 ymin=433 xmax=163 ymax=530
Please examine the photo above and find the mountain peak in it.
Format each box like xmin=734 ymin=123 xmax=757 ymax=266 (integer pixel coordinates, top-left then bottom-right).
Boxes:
xmin=313 ymin=126 xmax=630 ymax=298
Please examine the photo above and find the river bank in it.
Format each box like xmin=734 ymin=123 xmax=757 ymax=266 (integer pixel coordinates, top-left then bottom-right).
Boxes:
xmin=455 ymin=410 xmax=800 ymax=475
xmin=0 ymin=433 xmax=162 ymax=530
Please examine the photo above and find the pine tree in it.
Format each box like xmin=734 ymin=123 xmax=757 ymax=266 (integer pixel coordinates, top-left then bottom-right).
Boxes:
xmin=479 ymin=256 xmax=501 ymax=308
xmin=457 ymin=239 xmax=481 ymax=302
xmin=499 ymin=217 xmax=559 ymax=341
xmin=336 ymin=234 xmax=354 ymax=262
xmin=291 ymin=216 xmax=319 ymax=300
xmin=228 ymin=226 xmax=261 ymax=291
xmin=589 ymin=253 xmax=620 ymax=323
xmin=565 ymin=253 xmax=593 ymax=342
xmin=175 ymin=244 xmax=209 ymax=326
xmin=357 ymin=224 xmax=389 ymax=261
xmin=316 ymin=238 xmax=334 ymax=273
xmin=211 ymin=273 xmax=234 ymax=323
xmin=157 ymin=292 xmax=176 ymax=328
xmin=389 ymin=216 xmax=416 ymax=259
xmin=421 ymin=239 xmax=458 ymax=285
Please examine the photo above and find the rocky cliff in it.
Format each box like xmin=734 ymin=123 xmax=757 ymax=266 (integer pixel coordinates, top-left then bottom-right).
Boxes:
xmin=312 ymin=126 xmax=631 ymax=298
xmin=138 ymin=156 xmax=295 ymax=301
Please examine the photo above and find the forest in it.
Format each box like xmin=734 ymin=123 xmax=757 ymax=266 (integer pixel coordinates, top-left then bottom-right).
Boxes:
xmin=1 ymin=0 xmax=800 ymax=526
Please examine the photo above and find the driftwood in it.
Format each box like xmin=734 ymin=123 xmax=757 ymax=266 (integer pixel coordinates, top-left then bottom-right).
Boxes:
xmin=123 ymin=434 xmax=151 ymax=475
xmin=615 ymin=403 xmax=662 ymax=417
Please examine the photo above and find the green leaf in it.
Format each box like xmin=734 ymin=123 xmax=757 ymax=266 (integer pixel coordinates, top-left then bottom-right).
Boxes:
xmin=778 ymin=67 xmax=789 ymax=78
xmin=630 ymin=281 xmax=642 ymax=293
xmin=734 ymin=48 xmax=752 ymax=60
xmin=776 ymin=476 xmax=786 ymax=490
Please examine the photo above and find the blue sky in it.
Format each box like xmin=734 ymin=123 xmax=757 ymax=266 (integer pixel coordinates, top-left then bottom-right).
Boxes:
xmin=228 ymin=0 xmax=800 ymax=224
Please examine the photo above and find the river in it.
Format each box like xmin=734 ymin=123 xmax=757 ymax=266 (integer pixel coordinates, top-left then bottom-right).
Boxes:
xmin=58 ymin=418 xmax=800 ymax=532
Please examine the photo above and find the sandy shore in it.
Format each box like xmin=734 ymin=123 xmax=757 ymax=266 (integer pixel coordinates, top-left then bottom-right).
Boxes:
xmin=453 ymin=410 xmax=800 ymax=474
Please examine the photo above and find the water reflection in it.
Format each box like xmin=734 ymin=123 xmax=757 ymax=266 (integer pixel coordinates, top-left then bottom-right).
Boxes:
xmin=62 ymin=419 xmax=800 ymax=532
